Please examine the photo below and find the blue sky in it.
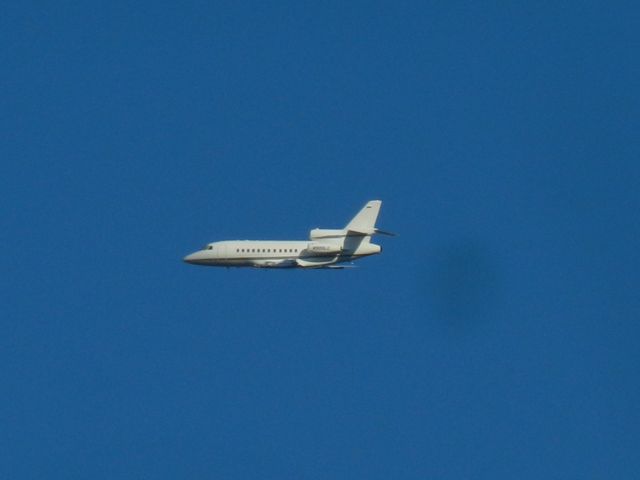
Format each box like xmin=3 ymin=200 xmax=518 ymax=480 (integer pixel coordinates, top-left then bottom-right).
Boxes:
xmin=2 ymin=2 xmax=639 ymax=478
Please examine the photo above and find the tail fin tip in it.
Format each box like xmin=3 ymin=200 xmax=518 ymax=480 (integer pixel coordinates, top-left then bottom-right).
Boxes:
xmin=345 ymin=200 xmax=382 ymax=233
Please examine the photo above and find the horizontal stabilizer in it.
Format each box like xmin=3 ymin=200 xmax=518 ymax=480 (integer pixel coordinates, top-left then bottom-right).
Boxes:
xmin=346 ymin=228 xmax=396 ymax=237
xmin=346 ymin=229 xmax=372 ymax=236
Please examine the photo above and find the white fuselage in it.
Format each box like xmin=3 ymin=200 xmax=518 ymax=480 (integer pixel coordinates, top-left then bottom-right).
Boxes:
xmin=183 ymin=200 xmax=389 ymax=269
xmin=183 ymin=239 xmax=381 ymax=268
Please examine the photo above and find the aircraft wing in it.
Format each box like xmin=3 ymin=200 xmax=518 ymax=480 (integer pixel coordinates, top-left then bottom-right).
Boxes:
xmin=296 ymin=256 xmax=340 ymax=268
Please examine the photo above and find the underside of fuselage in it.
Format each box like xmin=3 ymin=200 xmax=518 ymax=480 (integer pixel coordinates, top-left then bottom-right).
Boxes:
xmin=183 ymin=251 xmax=375 ymax=268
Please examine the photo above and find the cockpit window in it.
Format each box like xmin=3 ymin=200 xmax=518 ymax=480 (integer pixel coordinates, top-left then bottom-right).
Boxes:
xmin=207 ymin=245 xmax=213 ymax=250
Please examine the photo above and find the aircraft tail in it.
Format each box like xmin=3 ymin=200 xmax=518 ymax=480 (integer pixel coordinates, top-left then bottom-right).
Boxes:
xmin=309 ymin=200 xmax=394 ymax=240
xmin=345 ymin=200 xmax=382 ymax=234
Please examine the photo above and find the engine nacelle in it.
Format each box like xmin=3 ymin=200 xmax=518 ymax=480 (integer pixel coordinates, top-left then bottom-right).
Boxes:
xmin=309 ymin=228 xmax=347 ymax=240
xmin=306 ymin=241 xmax=343 ymax=255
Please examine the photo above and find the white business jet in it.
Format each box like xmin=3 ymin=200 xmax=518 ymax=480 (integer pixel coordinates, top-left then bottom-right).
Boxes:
xmin=183 ymin=200 xmax=393 ymax=269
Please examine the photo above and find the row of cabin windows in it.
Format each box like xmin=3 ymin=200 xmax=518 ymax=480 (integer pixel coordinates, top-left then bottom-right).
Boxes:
xmin=236 ymin=248 xmax=298 ymax=253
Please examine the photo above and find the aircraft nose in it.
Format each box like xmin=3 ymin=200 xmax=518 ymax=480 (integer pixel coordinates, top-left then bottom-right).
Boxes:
xmin=183 ymin=251 xmax=202 ymax=264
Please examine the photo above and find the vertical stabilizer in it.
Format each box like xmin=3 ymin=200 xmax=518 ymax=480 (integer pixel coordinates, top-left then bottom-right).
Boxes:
xmin=345 ymin=200 xmax=381 ymax=233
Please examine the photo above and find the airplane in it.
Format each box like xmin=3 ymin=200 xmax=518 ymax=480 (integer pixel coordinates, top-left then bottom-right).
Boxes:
xmin=183 ymin=200 xmax=393 ymax=269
